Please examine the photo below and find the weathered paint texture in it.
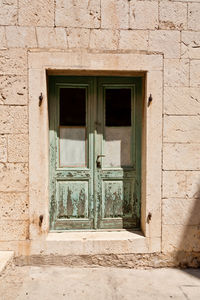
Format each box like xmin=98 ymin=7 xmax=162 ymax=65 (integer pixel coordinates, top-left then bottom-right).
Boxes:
xmin=0 ymin=0 xmax=199 ymax=264
xmin=49 ymin=77 xmax=141 ymax=231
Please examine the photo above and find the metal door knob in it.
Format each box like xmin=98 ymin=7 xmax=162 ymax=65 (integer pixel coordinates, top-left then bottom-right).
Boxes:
xmin=96 ymin=155 xmax=105 ymax=168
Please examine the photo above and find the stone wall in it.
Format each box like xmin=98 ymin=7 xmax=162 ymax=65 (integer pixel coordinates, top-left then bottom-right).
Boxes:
xmin=0 ymin=0 xmax=200 ymax=257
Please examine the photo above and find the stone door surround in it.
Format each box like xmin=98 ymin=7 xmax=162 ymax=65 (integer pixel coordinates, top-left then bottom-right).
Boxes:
xmin=28 ymin=50 xmax=162 ymax=255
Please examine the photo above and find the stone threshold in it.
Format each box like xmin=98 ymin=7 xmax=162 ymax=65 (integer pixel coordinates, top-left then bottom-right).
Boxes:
xmin=15 ymin=231 xmax=162 ymax=267
xmin=33 ymin=230 xmax=160 ymax=256
xmin=47 ymin=230 xmax=144 ymax=241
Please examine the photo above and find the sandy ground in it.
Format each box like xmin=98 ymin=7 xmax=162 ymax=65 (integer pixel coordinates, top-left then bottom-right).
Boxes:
xmin=0 ymin=266 xmax=200 ymax=300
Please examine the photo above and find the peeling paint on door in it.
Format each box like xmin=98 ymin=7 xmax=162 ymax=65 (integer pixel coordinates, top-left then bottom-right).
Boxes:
xmin=49 ymin=76 xmax=142 ymax=230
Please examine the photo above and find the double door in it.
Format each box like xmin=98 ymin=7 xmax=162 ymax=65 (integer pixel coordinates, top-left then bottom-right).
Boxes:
xmin=49 ymin=76 xmax=142 ymax=230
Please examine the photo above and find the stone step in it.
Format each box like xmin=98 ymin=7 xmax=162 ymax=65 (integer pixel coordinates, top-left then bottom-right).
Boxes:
xmin=15 ymin=231 xmax=161 ymax=267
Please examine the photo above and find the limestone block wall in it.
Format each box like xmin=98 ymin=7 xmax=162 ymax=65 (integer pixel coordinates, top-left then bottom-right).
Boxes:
xmin=0 ymin=0 xmax=200 ymax=255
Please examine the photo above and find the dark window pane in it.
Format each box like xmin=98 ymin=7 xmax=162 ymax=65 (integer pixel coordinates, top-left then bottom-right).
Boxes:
xmin=60 ymin=88 xmax=86 ymax=126
xmin=105 ymin=88 xmax=131 ymax=126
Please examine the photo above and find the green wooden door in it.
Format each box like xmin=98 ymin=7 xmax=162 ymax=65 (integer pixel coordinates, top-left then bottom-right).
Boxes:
xmin=49 ymin=76 xmax=142 ymax=230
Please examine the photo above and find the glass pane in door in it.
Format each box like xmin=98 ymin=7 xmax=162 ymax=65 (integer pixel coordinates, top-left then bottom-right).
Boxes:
xmin=104 ymin=88 xmax=132 ymax=168
xmin=59 ymin=87 xmax=87 ymax=167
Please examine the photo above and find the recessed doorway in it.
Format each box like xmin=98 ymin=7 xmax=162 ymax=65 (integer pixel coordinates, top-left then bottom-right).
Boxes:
xmin=48 ymin=76 xmax=142 ymax=230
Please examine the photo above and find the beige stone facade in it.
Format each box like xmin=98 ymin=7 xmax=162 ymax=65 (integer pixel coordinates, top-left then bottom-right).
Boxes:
xmin=0 ymin=0 xmax=200 ymax=266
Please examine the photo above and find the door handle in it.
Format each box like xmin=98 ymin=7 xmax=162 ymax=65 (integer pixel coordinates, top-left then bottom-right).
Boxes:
xmin=96 ymin=155 xmax=105 ymax=168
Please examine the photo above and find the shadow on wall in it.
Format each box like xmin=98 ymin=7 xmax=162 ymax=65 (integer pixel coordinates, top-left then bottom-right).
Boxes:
xmin=175 ymin=178 xmax=200 ymax=272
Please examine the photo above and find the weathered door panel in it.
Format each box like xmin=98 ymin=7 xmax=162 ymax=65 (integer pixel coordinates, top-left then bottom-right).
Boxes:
xmin=96 ymin=78 xmax=142 ymax=229
xmin=49 ymin=77 xmax=95 ymax=230
xmin=49 ymin=76 xmax=142 ymax=230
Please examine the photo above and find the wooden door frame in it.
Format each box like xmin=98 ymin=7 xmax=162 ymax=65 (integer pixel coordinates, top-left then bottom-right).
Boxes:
xmin=49 ymin=76 xmax=142 ymax=231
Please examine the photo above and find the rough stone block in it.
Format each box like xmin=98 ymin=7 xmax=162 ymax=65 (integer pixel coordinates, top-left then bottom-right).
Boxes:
xmin=55 ymin=0 xmax=100 ymax=28
xmin=6 ymin=26 xmax=37 ymax=48
xmin=163 ymin=198 xmax=200 ymax=226
xmin=130 ymin=1 xmax=158 ymax=29
xmin=19 ymin=0 xmax=54 ymax=26
xmin=163 ymin=171 xmax=186 ymax=198
xmin=101 ymin=0 xmax=129 ymax=29
xmin=162 ymin=224 xmax=200 ymax=252
xmin=164 ymin=116 xmax=200 ymax=143
xmin=0 ymin=106 xmax=28 ymax=134
xmin=0 ymin=76 xmax=27 ymax=105
xmin=90 ymin=29 xmax=119 ymax=50
xmin=163 ymin=144 xmax=200 ymax=170
xmin=8 ymin=134 xmax=28 ymax=162
xmin=10 ymin=106 xmax=28 ymax=134
xmin=0 ymin=192 xmax=28 ymax=220
xmin=0 ymin=135 xmax=7 ymax=162
xmin=186 ymin=172 xmax=200 ymax=199
xmin=0 ymin=106 xmax=10 ymax=134
xmin=190 ymin=60 xmax=200 ymax=87
xmin=181 ymin=31 xmax=200 ymax=59
xmin=119 ymin=30 xmax=148 ymax=51
xmin=66 ymin=28 xmax=90 ymax=49
xmin=188 ymin=3 xmax=200 ymax=31
xmin=149 ymin=30 xmax=180 ymax=58
xmin=36 ymin=27 xmax=67 ymax=49
xmin=164 ymin=87 xmax=200 ymax=115
xmin=0 ymin=106 xmax=9 ymax=132
xmin=164 ymin=59 xmax=189 ymax=87
xmin=0 ymin=163 xmax=28 ymax=192
xmin=159 ymin=1 xmax=187 ymax=30
xmin=0 ymin=49 xmax=27 ymax=75
xmin=0 ymin=27 xmax=6 ymax=49
xmin=0 ymin=220 xmax=29 ymax=240
xmin=0 ymin=0 xmax=17 ymax=25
